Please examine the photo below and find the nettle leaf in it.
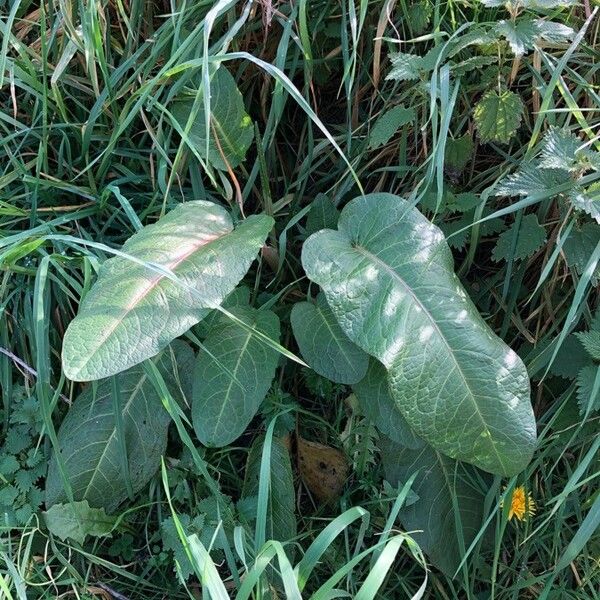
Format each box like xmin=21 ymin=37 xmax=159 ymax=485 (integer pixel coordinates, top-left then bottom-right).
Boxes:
xmin=496 ymin=163 xmax=569 ymax=197
xmin=242 ymin=436 xmax=296 ymax=544
xmin=44 ymin=500 xmax=115 ymax=545
xmin=444 ymin=134 xmax=473 ymax=172
xmin=535 ymin=19 xmax=575 ymax=43
xmin=46 ymin=341 xmax=194 ymax=512
xmin=576 ymin=365 xmax=600 ymax=414
xmin=492 ymin=214 xmax=547 ymax=262
xmin=291 ymin=293 xmax=369 ymax=385
xmin=563 ymin=223 xmax=600 ymax=276
xmin=540 ymin=127 xmax=582 ymax=171
xmin=576 ymin=330 xmax=600 ymax=361
xmin=569 ymin=185 xmax=600 ymax=224
xmin=353 ymin=360 xmax=423 ymax=449
xmin=302 ymin=194 xmax=536 ymax=476
xmin=496 ymin=19 xmax=574 ymax=56
xmin=62 ymin=201 xmax=272 ymax=381
xmin=368 ymin=105 xmax=416 ymax=149
xmin=192 ymin=307 xmax=280 ymax=447
xmin=381 ymin=436 xmax=487 ymax=576
xmin=171 ymin=66 xmax=253 ymax=170
xmin=305 ymin=194 xmax=340 ymax=236
xmin=496 ymin=19 xmax=538 ymax=56
xmin=473 ymin=90 xmax=524 ymax=144
xmin=386 ymin=52 xmax=425 ymax=81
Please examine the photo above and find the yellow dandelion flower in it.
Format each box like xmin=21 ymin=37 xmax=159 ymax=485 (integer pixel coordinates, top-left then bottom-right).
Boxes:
xmin=503 ymin=486 xmax=536 ymax=521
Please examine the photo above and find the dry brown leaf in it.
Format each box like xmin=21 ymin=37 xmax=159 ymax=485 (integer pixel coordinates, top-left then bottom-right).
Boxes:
xmin=297 ymin=435 xmax=349 ymax=503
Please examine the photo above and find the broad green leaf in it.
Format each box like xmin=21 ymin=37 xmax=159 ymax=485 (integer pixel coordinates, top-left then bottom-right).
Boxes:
xmin=368 ymin=105 xmax=415 ymax=150
xmin=492 ymin=214 xmax=547 ymax=262
xmin=46 ymin=341 xmax=194 ymax=512
xmin=43 ymin=500 xmax=115 ymax=545
xmin=171 ymin=66 xmax=253 ymax=170
xmin=192 ymin=307 xmax=279 ymax=447
xmin=353 ymin=360 xmax=423 ymax=449
xmin=291 ymin=293 xmax=369 ymax=385
xmin=302 ymin=194 xmax=536 ymax=476
xmin=473 ymin=90 xmax=524 ymax=144
xmin=305 ymin=194 xmax=340 ymax=236
xmin=381 ymin=436 xmax=487 ymax=577
xmin=194 ymin=285 xmax=251 ymax=339
xmin=242 ymin=436 xmax=296 ymax=543
xmin=62 ymin=201 xmax=273 ymax=381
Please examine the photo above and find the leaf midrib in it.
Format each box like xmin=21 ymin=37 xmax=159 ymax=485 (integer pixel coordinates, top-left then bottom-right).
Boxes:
xmin=353 ymin=244 xmax=506 ymax=472
xmin=71 ymin=228 xmax=229 ymax=377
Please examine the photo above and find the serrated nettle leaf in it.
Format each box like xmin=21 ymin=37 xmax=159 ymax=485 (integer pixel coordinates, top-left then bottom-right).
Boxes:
xmin=242 ymin=436 xmax=296 ymax=544
xmin=62 ymin=201 xmax=273 ymax=381
xmin=381 ymin=436 xmax=488 ymax=577
xmin=353 ymin=360 xmax=423 ymax=449
xmin=170 ymin=66 xmax=253 ymax=170
xmin=44 ymin=500 xmax=115 ymax=545
xmin=473 ymin=90 xmax=524 ymax=144
xmin=46 ymin=341 xmax=194 ymax=513
xmin=563 ymin=223 xmax=600 ymax=277
xmin=386 ymin=52 xmax=426 ymax=81
xmin=540 ymin=127 xmax=582 ymax=171
xmin=291 ymin=293 xmax=369 ymax=385
xmin=492 ymin=214 xmax=547 ymax=262
xmin=368 ymin=105 xmax=416 ymax=149
xmin=496 ymin=163 xmax=570 ymax=197
xmin=305 ymin=193 xmax=340 ymax=236
xmin=496 ymin=18 xmax=574 ymax=56
xmin=569 ymin=185 xmax=600 ymax=224
xmin=302 ymin=194 xmax=536 ymax=476
xmin=575 ymin=330 xmax=600 ymax=361
xmin=192 ymin=307 xmax=280 ymax=447
xmin=576 ymin=365 xmax=600 ymax=414
xmin=496 ymin=19 xmax=539 ymax=56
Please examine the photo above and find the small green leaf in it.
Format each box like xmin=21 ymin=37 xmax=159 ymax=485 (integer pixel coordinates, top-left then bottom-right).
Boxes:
xmin=386 ymin=52 xmax=425 ymax=81
xmin=171 ymin=66 xmax=254 ymax=170
xmin=444 ymin=134 xmax=474 ymax=172
xmin=353 ymin=360 xmax=423 ymax=449
xmin=496 ymin=163 xmax=569 ymax=197
xmin=381 ymin=436 xmax=487 ymax=577
xmin=563 ymin=223 xmax=600 ymax=276
xmin=44 ymin=500 xmax=115 ymax=545
xmin=192 ymin=307 xmax=280 ymax=447
xmin=291 ymin=293 xmax=369 ymax=385
xmin=62 ymin=201 xmax=273 ymax=381
xmin=368 ymin=105 xmax=415 ymax=149
xmin=540 ymin=127 xmax=582 ymax=171
xmin=576 ymin=330 xmax=600 ymax=361
xmin=492 ymin=214 xmax=547 ymax=262
xmin=576 ymin=365 xmax=600 ymax=414
xmin=473 ymin=90 xmax=524 ymax=144
xmin=569 ymin=185 xmax=600 ymax=224
xmin=496 ymin=19 xmax=539 ymax=56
